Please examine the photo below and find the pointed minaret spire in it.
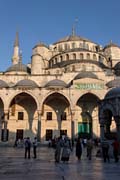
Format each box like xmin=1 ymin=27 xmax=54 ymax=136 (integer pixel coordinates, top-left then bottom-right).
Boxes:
xmin=12 ymin=32 xmax=20 ymax=65
xmin=14 ymin=31 xmax=19 ymax=47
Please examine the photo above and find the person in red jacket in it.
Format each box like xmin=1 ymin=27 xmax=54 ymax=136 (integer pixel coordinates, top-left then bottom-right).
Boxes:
xmin=112 ymin=138 xmax=119 ymax=162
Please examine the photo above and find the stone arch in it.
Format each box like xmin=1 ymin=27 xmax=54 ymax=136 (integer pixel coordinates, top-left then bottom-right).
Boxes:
xmin=75 ymin=92 xmax=100 ymax=138
xmin=8 ymin=92 xmax=38 ymax=140
xmin=41 ymin=92 xmax=72 ymax=139
xmin=40 ymin=91 xmax=73 ymax=111
xmin=6 ymin=90 xmax=39 ymax=110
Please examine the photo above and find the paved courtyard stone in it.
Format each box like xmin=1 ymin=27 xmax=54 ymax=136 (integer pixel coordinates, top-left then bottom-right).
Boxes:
xmin=0 ymin=146 xmax=120 ymax=180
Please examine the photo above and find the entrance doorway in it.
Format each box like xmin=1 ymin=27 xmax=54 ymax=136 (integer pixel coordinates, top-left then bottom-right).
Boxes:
xmin=16 ymin=129 xmax=23 ymax=140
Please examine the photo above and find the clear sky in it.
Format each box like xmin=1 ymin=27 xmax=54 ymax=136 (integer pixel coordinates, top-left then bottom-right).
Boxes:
xmin=0 ymin=0 xmax=120 ymax=71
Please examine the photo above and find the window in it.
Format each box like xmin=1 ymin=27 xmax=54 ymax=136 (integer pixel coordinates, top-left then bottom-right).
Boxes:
xmin=47 ymin=112 xmax=52 ymax=120
xmin=93 ymin=54 xmax=97 ymax=60
xmin=80 ymin=53 xmax=84 ymax=59
xmin=46 ymin=129 xmax=53 ymax=141
xmin=72 ymin=43 xmax=76 ymax=49
xmin=87 ymin=53 xmax=90 ymax=59
xmin=73 ymin=53 xmax=76 ymax=60
xmin=66 ymin=54 xmax=69 ymax=60
xmin=60 ymin=55 xmax=63 ymax=62
xmin=61 ymin=112 xmax=67 ymax=120
xmin=60 ymin=130 xmax=67 ymax=137
xmin=18 ymin=112 xmax=24 ymax=120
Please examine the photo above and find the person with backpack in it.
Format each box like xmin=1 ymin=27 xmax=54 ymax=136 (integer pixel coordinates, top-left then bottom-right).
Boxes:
xmin=24 ymin=137 xmax=31 ymax=159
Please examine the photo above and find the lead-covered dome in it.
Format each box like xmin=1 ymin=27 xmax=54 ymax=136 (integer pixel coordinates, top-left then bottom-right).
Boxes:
xmin=6 ymin=64 xmax=31 ymax=73
xmin=105 ymin=87 xmax=120 ymax=99
xmin=15 ymin=79 xmax=39 ymax=88
xmin=44 ymin=79 xmax=67 ymax=88
xmin=0 ymin=80 xmax=9 ymax=88
xmin=54 ymin=34 xmax=93 ymax=44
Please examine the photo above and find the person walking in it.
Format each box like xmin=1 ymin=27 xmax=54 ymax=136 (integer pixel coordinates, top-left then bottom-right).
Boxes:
xmin=76 ymin=138 xmax=82 ymax=160
xmin=86 ymin=138 xmax=93 ymax=160
xmin=24 ymin=137 xmax=31 ymax=159
xmin=33 ymin=137 xmax=38 ymax=159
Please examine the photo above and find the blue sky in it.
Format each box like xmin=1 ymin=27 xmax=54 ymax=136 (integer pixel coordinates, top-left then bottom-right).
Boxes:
xmin=0 ymin=0 xmax=120 ymax=71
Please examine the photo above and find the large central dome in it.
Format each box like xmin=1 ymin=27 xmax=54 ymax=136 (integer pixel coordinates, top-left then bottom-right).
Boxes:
xmin=54 ymin=34 xmax=93 ymax=44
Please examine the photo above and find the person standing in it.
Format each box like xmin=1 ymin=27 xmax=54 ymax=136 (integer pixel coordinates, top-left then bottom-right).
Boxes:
xmin=76 ymin=138 xmax=82 ymax=160
xmin=101 ymin=139 xmax=110 ymax=162
xmin=33 ymin=137 xmax=38 ymax=159
xmin=24 ymin=137 xmax=31 ymax=159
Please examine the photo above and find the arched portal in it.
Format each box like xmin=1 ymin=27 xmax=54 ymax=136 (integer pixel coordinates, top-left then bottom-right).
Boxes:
xmin=76 ymin=93 xmax=100 ymax=139
xmin=42 ymin=92 xmax=71 ymax=141
xmin=8 ymin=92 xmax=37 ymax=142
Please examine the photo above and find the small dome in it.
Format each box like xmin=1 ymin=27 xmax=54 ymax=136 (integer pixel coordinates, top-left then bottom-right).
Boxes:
xmin=105 ymin=87 xmax=120 ymax=99
xmin=6 ymin=64 xmax=31 ymax=73
xmin=104 ymin=42 xmax=119 ymax=50
xmin=15 ymin=79 xmax=39 ymax=88
xmin=0 ymin=80 xmax=8 ymax=88
xmin=33 ymin=42 xmax=48 ymax=49
xmin=44 ymin=79 xmax=67 ymax=88
xmin=106 ymin=79 xmax=120 ymax=88
xmin=74 ymin=72 xmax=98 ymax=80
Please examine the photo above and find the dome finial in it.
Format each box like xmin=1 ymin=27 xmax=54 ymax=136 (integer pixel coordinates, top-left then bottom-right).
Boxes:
xmin=72 ymin=18 xmax=78 ymax=36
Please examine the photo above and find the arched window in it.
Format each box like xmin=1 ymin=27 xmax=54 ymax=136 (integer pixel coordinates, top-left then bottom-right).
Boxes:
xmin=66 ymin=54 xmax=69 ymax=60
xmin=55 ymin=58 xmax=57 ymax=64
xmin=86 ymin=44 xmax=89 ymax=50
xmin=87 ymin=53 xmax=90 ymax=59
xmin=73 ymin=53 xmax=76 ymax=60
xmin=58 ymin=44 xmax=63 ymax=51
xmin=64 ymin=44 xmax=68 ymax=50
xmin=93 ymin=54 xmax=97 ymax=60
xmin=72 ymin=43 xmax=76 ymax=49
xmin=80 ymin=53 xmax=84 ymax=59
xmin=72 ymin=65 xmax=75 ymax=71
xmin=79 ymin=43 xmax=83 ymax=48
xmin=60 ymin=55 xmax=63 ymax=62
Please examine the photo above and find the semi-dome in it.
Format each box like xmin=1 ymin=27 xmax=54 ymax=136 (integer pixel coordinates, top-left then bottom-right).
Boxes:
xmin=105 ymin=87 xmax=120 ymax=99
xmin=6 ymin=64 xmax=31 ymax=73
xmin=44 ymin=79 xmax=67 ymax=88
xmin=74 ymin=72 xmax=98 ymax=80
xmin=15 ymin=79 xmax=39 ymax=88
xmin=0 ymin=80 xmax=9 ymax=88
xmin=54 ymin=34 xmax=93 ymax=44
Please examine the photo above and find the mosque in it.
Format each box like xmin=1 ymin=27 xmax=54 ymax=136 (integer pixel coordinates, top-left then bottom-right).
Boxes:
xmin=0 ymin=30 xmax=120 ymax=144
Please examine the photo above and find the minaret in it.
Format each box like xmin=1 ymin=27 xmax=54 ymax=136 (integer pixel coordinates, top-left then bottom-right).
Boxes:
xmin=12 ymin=32 xmax=20 ymax=65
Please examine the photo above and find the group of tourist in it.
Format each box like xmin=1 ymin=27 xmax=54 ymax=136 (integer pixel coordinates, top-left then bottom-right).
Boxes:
xmin=13 ymin=135 xmax=119 ymax=163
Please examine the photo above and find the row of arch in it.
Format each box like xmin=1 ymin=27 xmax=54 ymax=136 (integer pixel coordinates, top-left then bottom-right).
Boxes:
xmin=49 ymin=52 xmax=104 ymax=67
xmin=56 ymin=42 xmax=97 ymax=52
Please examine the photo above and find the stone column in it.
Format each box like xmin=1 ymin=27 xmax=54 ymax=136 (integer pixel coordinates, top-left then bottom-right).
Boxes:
xmin=37 ymin=111 xmax=41 ymax=142
xmin=116 ymin=123 xmax=120 ymax=141
xmin=3 ymin=111 xmax=8 ymax=142
xmin=100 ymin=123 xmax=105 ymax=141
xmin=71 ymin=110 xmax=75 ymax=139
